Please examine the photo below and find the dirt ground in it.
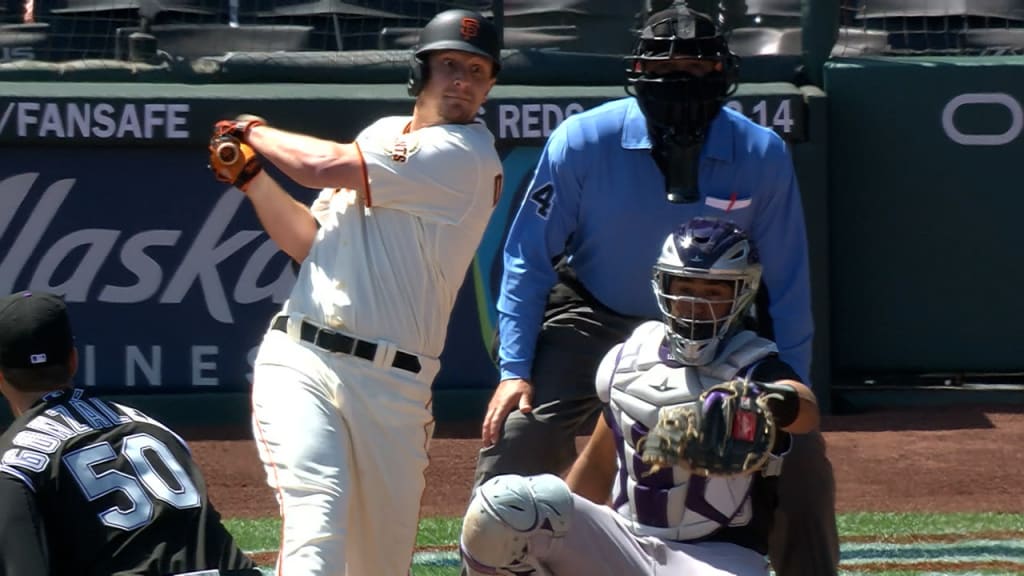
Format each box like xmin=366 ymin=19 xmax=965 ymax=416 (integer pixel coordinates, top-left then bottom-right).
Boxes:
xmin=188 ymin=404 xmax=1024 ymax=520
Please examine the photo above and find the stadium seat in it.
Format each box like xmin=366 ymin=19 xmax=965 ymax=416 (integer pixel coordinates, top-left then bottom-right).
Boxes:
xmin=37 ymin=9 xmax=138 ymax=60
xmin=46 ymin=0 xmax=138 ymax=12
xmin=485 ymin=0 xmax=644 ymax=54
xmin=725 ymin=26 xmax=802 ymax=56
xmin=379 ymin=23 xmax=580 ymax=51
xmin=243 ymin=0 xmax=415 ymax=51
xmin=34 ymin=0 xmax=225 ymax=60
xmin=376 ymin=1 xmax=481 ymax=20
xmin=114 ymin=23 xmax=312 ymax=60
xmin=0 ymin=22 xmax=50 ymax=61
xmin=251 ymin=0 xmax=406 ymax=19
xmin=777 ymin=26 xmax=803 ymax=53
xmin=887 ymin=30 xmax=961 ymax=52
xmin=848 ymin=1 xmax=1024 ymax=53
xmin=831 ymin=27 xmax=890 ymax=56
xmin=725 ymin=27 xmax=784 ymax=55
xmin=856 ymin=0 xmax=1024 ymax=20
xmin=504 ymin=26 xmax=581 ymax=50
xmin=701 ymin=0 xmax=802 ymax=30
xmin=144 ymin=0 xmax=223 ymax=20
xmin=376 ymin=26 xmax=421 ymax=49
xmin=48 ymin=0 xmax=217 ymax=14
xmin=47 ymin=0 xmax=221 ymax=22
xmin=961 ymin=27 xmax=1024 ymax=53
xmin=743 ymin=0 xmax=803 ymax=17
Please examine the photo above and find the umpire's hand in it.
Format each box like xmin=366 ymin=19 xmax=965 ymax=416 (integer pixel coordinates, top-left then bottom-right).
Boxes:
xmin=482 ymin=378 xmax=534 ymax=446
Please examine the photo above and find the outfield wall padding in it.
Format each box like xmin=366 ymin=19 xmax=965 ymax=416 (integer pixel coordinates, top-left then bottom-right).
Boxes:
xmin=0 ymin=81 xmax=830 ymax=427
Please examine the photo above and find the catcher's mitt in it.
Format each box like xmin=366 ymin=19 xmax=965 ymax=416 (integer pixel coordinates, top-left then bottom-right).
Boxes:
xmin=639 ymin=379 xmax=785 ymax=477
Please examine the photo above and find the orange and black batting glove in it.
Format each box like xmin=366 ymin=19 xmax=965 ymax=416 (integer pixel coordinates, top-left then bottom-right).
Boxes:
xmin=212 ymin=114 xmax=266 ymax=142
xmin=208 ymin=133 xmax=262 ymax=192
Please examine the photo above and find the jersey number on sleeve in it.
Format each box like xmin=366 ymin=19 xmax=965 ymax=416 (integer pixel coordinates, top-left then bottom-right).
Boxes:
xmin=64 ymin=433 xmax=201 ymax=531
xmin=529 ymin=183 xmax=554 ymax=219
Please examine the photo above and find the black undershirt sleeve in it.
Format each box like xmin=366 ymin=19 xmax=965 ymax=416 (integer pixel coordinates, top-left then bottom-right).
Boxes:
xmin=750 ymin=356 xmax=803 ymax=431
xmin=0 ymin=476 xmax=49 ymax=576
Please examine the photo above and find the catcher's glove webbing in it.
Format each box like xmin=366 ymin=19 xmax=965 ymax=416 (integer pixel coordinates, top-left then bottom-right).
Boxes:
xmin=639 ymin=379 xmax=786 ymax=478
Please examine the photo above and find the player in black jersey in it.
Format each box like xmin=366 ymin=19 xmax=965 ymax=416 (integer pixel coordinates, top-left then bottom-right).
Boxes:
xmin=0 ymin=290 xmax=259 ymax=576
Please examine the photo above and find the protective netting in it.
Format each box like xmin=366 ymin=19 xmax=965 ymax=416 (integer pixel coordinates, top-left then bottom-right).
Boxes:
xmin=0 ymin=0 xmax=648 ymax=66
xmin=3 ymin=2 xmax=1022 ymax=74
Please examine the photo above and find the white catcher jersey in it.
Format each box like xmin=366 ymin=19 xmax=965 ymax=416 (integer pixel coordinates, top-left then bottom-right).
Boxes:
xmin=595 ymin=320 xmax=781 ymax=542
xmin=280 ymin=116 xmax=503 ymax=358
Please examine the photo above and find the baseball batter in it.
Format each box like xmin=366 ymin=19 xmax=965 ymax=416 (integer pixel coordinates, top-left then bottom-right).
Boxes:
xmin=460 ymin=219 xmax=819 ymax=576
xmin=206 ymin=9 xmax=504 ymax=576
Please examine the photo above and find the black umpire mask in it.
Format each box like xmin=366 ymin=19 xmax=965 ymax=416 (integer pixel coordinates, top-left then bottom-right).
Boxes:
xmin=635 ymin=70 xmax=731 ymax=148
xmin=626 ymin=3 xmax=738 ymax=203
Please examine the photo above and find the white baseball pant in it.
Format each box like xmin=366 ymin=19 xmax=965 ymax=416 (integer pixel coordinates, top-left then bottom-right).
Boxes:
xmin=251 ymin=328 xmax=439 ymax=576
xmin=534 ymin=495 xmax=769 ymax=576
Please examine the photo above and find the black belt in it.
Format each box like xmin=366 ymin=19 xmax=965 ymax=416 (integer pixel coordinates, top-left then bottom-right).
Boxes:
xmin=272 ymin=316 xmax=421 ymax=374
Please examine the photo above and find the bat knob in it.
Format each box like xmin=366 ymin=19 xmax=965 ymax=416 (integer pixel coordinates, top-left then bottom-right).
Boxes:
xmin=216 ymin=141 xmax=240 ymax=164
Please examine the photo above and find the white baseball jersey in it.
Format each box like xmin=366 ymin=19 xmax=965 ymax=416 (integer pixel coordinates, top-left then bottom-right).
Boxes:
xmin=595 ymin=321 xmax=782 ymax=542
xmin=251 ymin=116 xmax=502 ymax=576
xmin=279 ymin=116 xmax=503 ymax=358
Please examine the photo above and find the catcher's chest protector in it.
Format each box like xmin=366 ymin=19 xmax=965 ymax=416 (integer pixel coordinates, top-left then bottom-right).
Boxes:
xmin=600 ymin=321 xmax=778 ymax=541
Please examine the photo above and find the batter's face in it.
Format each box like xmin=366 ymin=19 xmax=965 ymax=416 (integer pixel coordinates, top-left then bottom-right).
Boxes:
xmin=421 ymin=50 xmax=496 ymax=124
xmin=667 ymin=276 xmax=734 ymax=322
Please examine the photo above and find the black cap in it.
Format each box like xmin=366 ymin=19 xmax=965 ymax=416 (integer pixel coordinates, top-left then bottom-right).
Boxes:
xmin=0 ymin=291 xmax=74 ymax=369
xmin=415 ymin=9 xmax=501 ymax=72
xmin=641 ymin=3 xmax=720 ymax=45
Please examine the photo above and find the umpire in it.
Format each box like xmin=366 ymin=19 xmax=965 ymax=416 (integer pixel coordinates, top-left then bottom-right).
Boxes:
xmin=0 ymin=290 xmax=258 ymax=576
xmin=473 ymin=3 xmax=839 ymax=575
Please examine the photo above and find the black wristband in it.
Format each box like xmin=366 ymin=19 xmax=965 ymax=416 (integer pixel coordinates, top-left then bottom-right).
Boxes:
xmin=757 ymin=381 xmax=800 ymax=429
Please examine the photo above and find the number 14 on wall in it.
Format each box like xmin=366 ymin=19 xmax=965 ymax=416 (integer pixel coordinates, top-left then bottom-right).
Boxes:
xmin=725 ymin=98 xmax=798 ymax=137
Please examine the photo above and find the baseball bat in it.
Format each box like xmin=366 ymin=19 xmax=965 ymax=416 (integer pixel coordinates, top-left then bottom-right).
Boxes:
xmin=216 ymin=139 xmax=241 ymax=165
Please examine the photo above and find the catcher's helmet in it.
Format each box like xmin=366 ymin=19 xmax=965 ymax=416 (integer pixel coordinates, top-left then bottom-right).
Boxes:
xmin=407 ymin=9 xmax=501 ymax=97
xmin=652 ymin=217 xmax=761 ymax=366
xmin=625 ymin=2 xmax=739 ymax=146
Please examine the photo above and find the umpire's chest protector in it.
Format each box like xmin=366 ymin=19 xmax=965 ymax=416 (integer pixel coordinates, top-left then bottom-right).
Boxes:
xmin=596 ymin=321 xmax=779 ymax=541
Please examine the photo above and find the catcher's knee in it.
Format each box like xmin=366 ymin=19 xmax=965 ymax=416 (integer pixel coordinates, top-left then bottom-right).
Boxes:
xmin=460 ymin=474 xmax=574 ymax=576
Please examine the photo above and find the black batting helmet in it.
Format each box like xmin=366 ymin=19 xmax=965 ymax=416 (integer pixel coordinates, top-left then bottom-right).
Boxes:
xmin=407 ymin=9 xmax=502 ymax=97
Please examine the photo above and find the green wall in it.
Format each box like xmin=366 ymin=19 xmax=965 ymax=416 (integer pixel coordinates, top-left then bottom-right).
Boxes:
xmin=825 ymin=57 xmax=1024 ymax=379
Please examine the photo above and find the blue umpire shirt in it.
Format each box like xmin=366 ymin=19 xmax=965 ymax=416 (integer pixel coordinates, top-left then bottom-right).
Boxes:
xmin=497 ymin=97 xmax=813 ymax=384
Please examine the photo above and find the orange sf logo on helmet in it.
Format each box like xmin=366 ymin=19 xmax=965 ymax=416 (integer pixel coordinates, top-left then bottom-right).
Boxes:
xmin=460 ymin=17 xmax=479 ymax=40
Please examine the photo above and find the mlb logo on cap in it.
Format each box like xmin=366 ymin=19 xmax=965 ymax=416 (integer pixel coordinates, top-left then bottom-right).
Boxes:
xmin=0 ymin=291 xmax=74 ymax=370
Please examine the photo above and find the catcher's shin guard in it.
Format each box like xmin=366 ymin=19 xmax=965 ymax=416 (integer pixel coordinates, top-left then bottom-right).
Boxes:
xmin=460 ymin=474 xmax=574 ymax=576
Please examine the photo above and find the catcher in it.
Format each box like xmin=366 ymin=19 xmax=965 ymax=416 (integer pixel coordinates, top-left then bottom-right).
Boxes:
xmin=460 ymin=218 xmax=819 ymax=576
